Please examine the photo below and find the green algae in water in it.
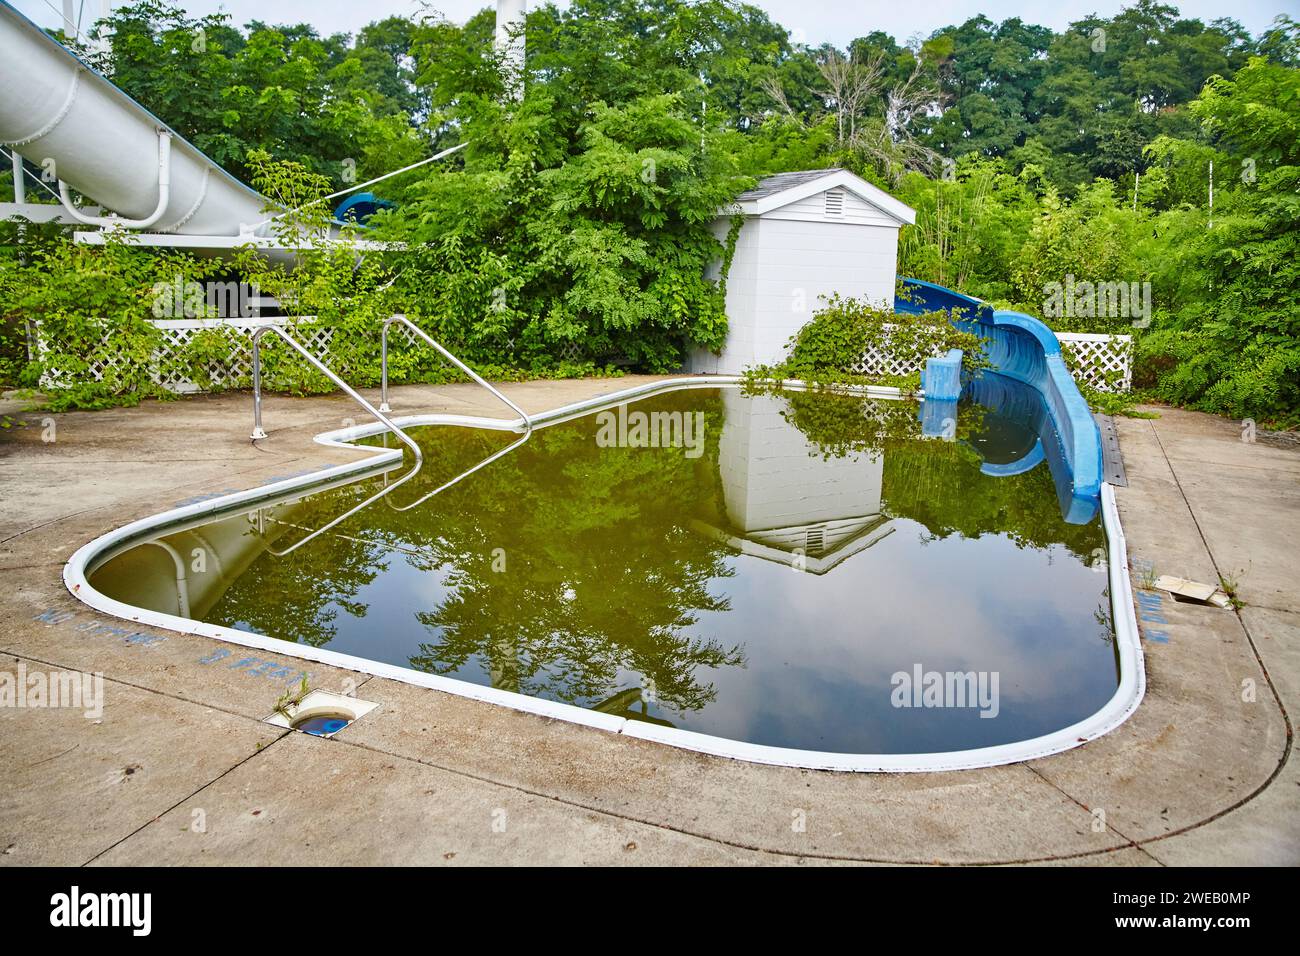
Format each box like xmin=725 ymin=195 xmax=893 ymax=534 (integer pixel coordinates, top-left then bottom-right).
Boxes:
xmin=89 ymin=385 xmax=1116 ymax=755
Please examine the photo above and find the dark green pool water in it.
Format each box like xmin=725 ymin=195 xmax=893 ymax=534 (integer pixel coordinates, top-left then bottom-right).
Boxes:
xmin=89 ymin=385 xmax=1116 ymax=755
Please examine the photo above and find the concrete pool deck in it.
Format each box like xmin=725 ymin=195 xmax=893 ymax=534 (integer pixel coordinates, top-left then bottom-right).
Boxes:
xmin=0 ymin=378 xmax=1295 ymax=865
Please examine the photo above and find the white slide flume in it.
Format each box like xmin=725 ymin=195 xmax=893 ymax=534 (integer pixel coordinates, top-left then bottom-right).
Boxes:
xmin=0 ymin=0 xmax=271 ymax=241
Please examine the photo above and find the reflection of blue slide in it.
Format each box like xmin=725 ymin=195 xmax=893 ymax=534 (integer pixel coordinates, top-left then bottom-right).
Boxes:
xmin=899 ymin=277 xmax=1103 ymax=524
xmin=963 ymin=371 xmax=1085 ymax=523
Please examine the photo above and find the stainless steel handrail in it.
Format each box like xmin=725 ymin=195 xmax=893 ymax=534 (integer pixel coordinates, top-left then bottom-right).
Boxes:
xmin=257 ymin=457 xmax=417 ymax=558
xmin=379 ymin=314 xmax=533 ymax=432
xmin=250 ymin=324 xmax=421 ymax=457
xmin=248 ymin=324 xmax=424 ymax=555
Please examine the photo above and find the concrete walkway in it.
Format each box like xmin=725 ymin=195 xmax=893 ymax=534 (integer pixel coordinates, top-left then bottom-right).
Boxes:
xmin=0 ymin=381 xmax=1295 ymax=865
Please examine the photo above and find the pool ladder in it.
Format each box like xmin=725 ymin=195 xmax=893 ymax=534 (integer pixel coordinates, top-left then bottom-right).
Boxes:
xmin=377 ymin=314 xmax=534 ymax=511
xmin=379 ymin=314 xmax=532 ymax=431
xmin=249 ymin=323 xmax=422 ymax=458
xmin=246 ymin=319 xmax=533 ymax=552
xmin=249 ymin=316 xmax=532 ymax=444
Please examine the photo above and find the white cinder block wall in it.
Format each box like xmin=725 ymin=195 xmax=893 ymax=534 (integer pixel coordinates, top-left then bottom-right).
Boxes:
xmin=689 ymin=170 xmax=916 ymax=375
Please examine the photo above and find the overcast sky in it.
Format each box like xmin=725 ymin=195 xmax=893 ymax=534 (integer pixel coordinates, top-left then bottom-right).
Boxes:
xmin=13 ymin=0 xmax=1297 ymax=46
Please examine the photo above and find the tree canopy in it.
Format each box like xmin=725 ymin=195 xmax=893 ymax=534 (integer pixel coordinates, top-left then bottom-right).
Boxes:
xmin=3 ymin=0 xmax=1299 ymax=424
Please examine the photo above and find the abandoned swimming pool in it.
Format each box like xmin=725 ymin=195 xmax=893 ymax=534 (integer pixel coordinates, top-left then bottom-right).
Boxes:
xmin=67 ymin=378 xmax=1144 ymax=772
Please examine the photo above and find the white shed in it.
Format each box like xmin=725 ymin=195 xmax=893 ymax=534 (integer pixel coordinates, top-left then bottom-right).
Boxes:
xmin=689 ymin=169 xmax=917 ymax=375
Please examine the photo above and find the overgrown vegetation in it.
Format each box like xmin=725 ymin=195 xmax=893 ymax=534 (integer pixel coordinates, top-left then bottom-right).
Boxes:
xmin=1 ymin=0 xmax=1296 ymax=425
xmin=7 ymin=237 xmax=219 ymax=410
xmin=743 ymin=293 xmax=989 ymax=391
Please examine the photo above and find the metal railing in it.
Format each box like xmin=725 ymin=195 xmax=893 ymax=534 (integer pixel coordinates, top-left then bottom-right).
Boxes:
xmin=379 ymin=314 xmax=533 ymax=431
xmin=246 ymin=320 xmax=535 ymax=548
xmin=377 ymin=315 xmax=533 ymax=512
xmin=248 ymin=324 xmax=424 ymax=555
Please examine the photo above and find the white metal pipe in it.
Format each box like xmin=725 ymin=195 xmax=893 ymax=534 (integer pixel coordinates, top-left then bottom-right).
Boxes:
xmin=58 ymin=128 xmax=172 ymax=229
xmin=495 ymin=0 xmax=527 ymax=53
xmin=495 ymin=0 xmax=527 ymax=96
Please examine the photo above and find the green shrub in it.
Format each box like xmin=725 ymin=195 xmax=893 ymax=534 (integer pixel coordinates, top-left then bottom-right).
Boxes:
xmin=745 ymin=293 xmax=990 ymax=390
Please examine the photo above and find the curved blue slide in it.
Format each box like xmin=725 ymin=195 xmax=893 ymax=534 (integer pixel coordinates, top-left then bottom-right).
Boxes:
xmin=898 ymin=277 xmax=1104 ymax=524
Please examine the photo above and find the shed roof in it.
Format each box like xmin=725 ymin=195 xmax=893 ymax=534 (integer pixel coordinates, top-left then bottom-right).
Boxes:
xmin=731 ymin=168 xmax=916 ymax=225
xmin=735 ymin=169 xmax=843 ymax=201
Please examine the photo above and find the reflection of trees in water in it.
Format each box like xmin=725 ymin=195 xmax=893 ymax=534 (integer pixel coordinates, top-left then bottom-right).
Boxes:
xmin=769 ymin=387 xmax=1104 ymax=562
xmin=217 ymin=390 xmax=744 ymax=718
xmin=772 ymin=386 xmax=931 ymax=459
xmin=393 ymin=394 xmax=744 ymax=715
xmin=206 ymin=512 xmax=385 ymax=648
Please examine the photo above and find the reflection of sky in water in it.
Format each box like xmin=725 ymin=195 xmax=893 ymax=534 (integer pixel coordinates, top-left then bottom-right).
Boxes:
xmin=685 ymin=528 xmax=1112 ymax=752
xmin=95 ymin=387 xmax=1115 ymax=756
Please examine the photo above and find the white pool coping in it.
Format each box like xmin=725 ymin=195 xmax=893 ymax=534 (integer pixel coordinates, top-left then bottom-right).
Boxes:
xmin=63 ymin=376 xmax=1144 ymax=773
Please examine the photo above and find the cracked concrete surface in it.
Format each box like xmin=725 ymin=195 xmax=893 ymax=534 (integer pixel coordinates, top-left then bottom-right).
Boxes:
xmin=0 ymin=382 xmax=1295 ymax=865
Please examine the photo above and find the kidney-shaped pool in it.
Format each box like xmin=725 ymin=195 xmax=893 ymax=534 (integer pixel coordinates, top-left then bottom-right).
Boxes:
xmin=72 ymin=378 xmax=1143 ymax=771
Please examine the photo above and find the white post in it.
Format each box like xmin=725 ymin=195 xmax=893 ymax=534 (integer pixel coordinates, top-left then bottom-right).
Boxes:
xmin=11 ymin=148 xmax=25 ymax=204
xmin=12 ymin=148 xmax=29 ymax=355
xmin=97 ymin=0 xmax=113 ymax=55
xmin=61 ymin=0 xmax=77 ymax=39
xmin=495 ymin=0 xmax=527 ymax=99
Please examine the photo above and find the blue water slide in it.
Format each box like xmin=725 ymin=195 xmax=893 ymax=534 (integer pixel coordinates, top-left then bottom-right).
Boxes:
xmin=897 ymin=277 xmax=1103 ymax=523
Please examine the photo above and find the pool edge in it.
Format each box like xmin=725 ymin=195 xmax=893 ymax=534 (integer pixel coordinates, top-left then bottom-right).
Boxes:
xmin=61 ymin=376 xmax=1144 ymax=773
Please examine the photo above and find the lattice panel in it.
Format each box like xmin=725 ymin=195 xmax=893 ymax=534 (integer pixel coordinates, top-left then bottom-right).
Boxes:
xmin=149 ymin=322 xmax=259 ymax=393
xmin=1058 ymin=333 xmax=1133 ymax=393
xmin=848 ymin=325 xmax=947 ymax=378
xmin=37 ymin=320 xmax=1135 ymax=396
xmin=37 ymin=319 xmax=339 ymax=395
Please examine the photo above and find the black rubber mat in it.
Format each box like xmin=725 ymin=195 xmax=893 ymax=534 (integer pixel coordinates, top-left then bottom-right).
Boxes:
xmin=1095 ymin=413 xmax=1127 ymax=486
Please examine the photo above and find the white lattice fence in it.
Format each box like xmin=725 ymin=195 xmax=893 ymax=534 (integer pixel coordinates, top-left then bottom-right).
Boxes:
xmin=848 ymin=324 xmax=947 ymax=378
xmin=153 ymin=319 xmax=310 ymax=393
xmin=37 ymin=319 xmax=1134 ymax=395
xmin=38 ymin=318 xmax=316 ymax=394
xmin=1057 ymin=332 xmax=1133 ymax=393
xmin=850 ymin=327 xmax=1133 ymax=393
xmin=36 ymin=318 xmax=428 ymax=394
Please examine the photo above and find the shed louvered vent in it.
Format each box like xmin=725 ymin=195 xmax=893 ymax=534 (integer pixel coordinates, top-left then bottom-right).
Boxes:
xmin=824 ymin=189 xmax=844 ymax=216
xmin=806 ymin=525 xmax=826 ymax=555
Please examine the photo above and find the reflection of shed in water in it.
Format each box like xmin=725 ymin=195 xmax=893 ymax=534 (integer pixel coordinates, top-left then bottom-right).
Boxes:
xmin=692 ymin=390 xmax=893 ymax=574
